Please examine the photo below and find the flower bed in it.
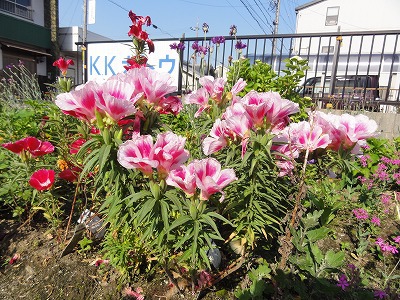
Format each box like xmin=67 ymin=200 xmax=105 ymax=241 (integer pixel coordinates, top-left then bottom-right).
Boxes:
xmin=0 ymin=10 xmax=399 ymax=299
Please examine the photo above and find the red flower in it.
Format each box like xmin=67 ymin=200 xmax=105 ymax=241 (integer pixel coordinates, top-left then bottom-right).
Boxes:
xmin=29 ymin=169 xmax=55 ymax=191
xmin=90 ymin=127 xmax=100 ymax=134
xmin=25 ymin=137 xmax=55 ymax=157
xmin=1 ymin=137 xmax=54 ymax=157
xmin=70 ymin=138 xmax=86 ymax=155
xmin=147 ymin=39 xmax=155 ymax=53
xmin=53 ymin=57 xmax=74 ymax=76
xmin=1 ymin=138 xmax=27 ymax=154
xmin=58 ymin=167 xmax=81 ymax=182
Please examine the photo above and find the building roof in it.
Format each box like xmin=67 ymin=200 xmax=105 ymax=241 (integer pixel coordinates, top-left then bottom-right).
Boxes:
xmin=295 ymin=0 xmax=327 ymax=12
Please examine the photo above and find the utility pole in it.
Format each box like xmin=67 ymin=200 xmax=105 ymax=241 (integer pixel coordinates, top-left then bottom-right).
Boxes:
xmin=271 ymin=0 xmax=281 ymax=69
xmin=82 ymin=0 xmax=88 ymax=83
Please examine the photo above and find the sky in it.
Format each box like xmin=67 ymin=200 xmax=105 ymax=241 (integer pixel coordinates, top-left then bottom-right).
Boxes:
xmin=59 ymin=0 xmax=310 ymax=41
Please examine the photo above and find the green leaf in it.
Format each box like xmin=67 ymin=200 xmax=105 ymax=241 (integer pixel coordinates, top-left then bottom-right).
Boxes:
xmin=306 ymin=226 xmax=330 ymax=243
xmin=160 ymin=200 xmax=169 ymax=229
xmin=125 ymin=190 xmax=152 ymax=207
xmin=141 ymin=196 xmax=158 ymax=218
xmin=168 ymin=215 xmax=192 ymax=232
xmin=207 ymin=211 xmax=235 ymax=227
xmin=98 ymin=144 xmax=112 ymax=172
xmin=325 ymin=250 xmax=344 ymax=268
xmin=174 ymin=228 xmax=193 ymax=249
xmin=309 ymin=243 xmax=324 ymax=265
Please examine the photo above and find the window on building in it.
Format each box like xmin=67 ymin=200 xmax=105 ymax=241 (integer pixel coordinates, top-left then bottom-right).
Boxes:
xmin=16 ymin=0 xmax=31 ymax=7
xmin=0 ymin=0 xmax=33 ymax=20
xmin=325 ymin=6 xmax=339 ymax=26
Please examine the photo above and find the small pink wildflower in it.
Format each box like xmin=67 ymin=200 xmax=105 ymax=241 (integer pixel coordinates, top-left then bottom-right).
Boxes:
xmin=374 ymin=289 xmax=387 ymax=299
xmin=393 ymin=236 xmax=400 ymax=244
xmin=380 ymin=157 xmax=391 ymax=164
xmin=9 ymin=253 xmax=20 ymax=265
xmin=337 ymin=274 xmax=349 ymax=290
xmin=380 ymin=193 xmax=391 ymax=205
xmin=123 ymin=286 xmax=144 ymax=300
xmin=375 ymin=237 xmax=399 ymax=255
xmin=359 ymin=154 xmax=370 ymax=167
xmin=94 ymin=259 xmax=110 ymax=267
xmin=352 ymin=208 xmax=369 ymax=220
xmin=371 ymin=216 xmax=381 ymax=226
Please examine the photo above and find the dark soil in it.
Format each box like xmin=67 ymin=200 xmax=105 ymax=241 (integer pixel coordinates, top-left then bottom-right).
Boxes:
xmin=0 ymin=218 xmax=235 ymax=300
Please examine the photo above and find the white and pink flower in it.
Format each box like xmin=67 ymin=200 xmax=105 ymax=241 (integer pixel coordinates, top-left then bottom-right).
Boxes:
xmin=153 ymin=132 xmax=189 ymax=176
xmin=117 ymin=134 xmax=158 ymax=175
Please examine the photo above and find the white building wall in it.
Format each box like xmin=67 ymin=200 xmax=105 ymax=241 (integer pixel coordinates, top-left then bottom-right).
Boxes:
xmin=31 ymin=0 xmax=45 ymax=26
xmin=294 ymin=0 xmax=400 ymax=70
xmin=296 ymin=0 xmax=400 ymax=34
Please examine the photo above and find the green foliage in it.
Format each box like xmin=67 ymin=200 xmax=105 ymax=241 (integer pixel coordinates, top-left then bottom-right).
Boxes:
xmin=78 ymin=237 xmax=93 ymax=253
xmin=234 ymin=260 xmax=272 ymax=300
xmin=219 ymin=132 xmax=293 ymax=249
xmin=0 ymin=63 xmax=42 ymax=108
xmin=290 ymin=210 xmax=345 ymax=278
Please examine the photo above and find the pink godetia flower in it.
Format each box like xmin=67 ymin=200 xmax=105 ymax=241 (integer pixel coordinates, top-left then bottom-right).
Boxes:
xmin=2 ymin=137 xmax=54 ymax=158
xmin=152 ymin=132 xmax=189 ymax=176
xmin=263 ymin=92 xmax=300 ymax=132
xmin=166 ymin=164 xmax=197 ymax=197
xmin=235 ymin=91 xmax=299 ymax=132
xmin=55 ymin=81 xmax=100 ymax=123
xmin=230 ymin=78 xmax=247 ymax=97
xmin=185 ymin=87 xmax=210 ymax=118
xmin=127 ymin=68 xmax=177 ymax=105
xmin=199 ymin=76 xmax=226 ymax=103
xmin=156 ymin=95 xmax=183 ymax=115
xmin=9 ymin=253 xmax=20 ymax=265
xmin=1 ymin=138 xmax=27 ymax=154
xmin=313 ymin=111 xmax=378 ymax=151
xmin=203 ymin=103 xmax=252 ymax=157
xmin=202 ymin=119 xmax=229 ymax=155
xmin=225 ymin=113 xmax=252 ymax=157
xmin=53 ymin=57 xmax=74 ymax=76
xmin=167 ymin=158 xmax=237 ymax=202
xmin=94 ymin=80 xmax=138 ymax=123
xmin=286 ymin=121 xmax=331 ymax=152
xmin=192 ymin=158 xmax=237 ymax=202
xmin=197 ymin=270 xmax=213 ymax=289
xmin=29 ymin=169 xmax=55 ymax=191
xmin=117 ymin=135 xmax=158 ymax=176
xmin=272 ymin=133 xmax=300 ymax=177
xmin=240 ymin=91 xmax=272 ymax=128
xmin=93 ymin=259 xmax=110 ymax=267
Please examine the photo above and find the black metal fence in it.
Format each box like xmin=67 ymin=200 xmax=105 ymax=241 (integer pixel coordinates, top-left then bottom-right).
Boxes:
xmin=177 ymin=30 xmax=400 ymax=111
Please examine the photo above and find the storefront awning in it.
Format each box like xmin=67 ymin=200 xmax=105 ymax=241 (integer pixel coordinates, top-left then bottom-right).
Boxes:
xmin=1 ymin=43 xmax=52 ymax=56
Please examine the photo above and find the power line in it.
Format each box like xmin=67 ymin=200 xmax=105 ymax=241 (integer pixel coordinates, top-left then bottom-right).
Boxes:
xmin=178 ymin=0 xmax=257 ymax=8
xmin=106 ymin=0 xmax=129 ymax=12
xmin=252 ymin=0 xmax=274 ymax=33
xmin=225 ymin=0 xmax=260 ymax=34
xmin=240 ymin=0 xmax=268 ymax=34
